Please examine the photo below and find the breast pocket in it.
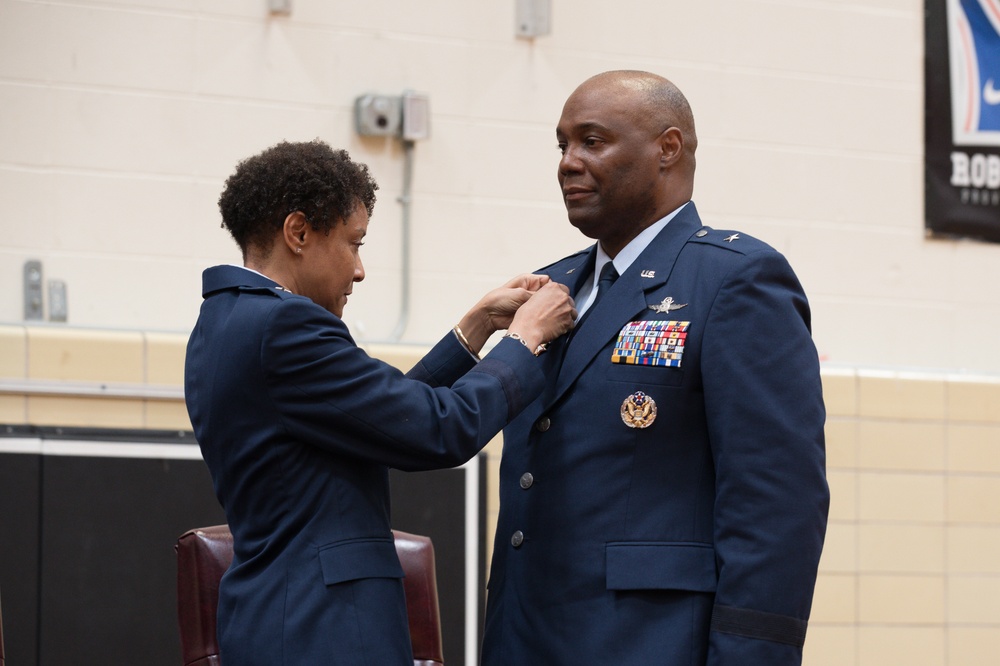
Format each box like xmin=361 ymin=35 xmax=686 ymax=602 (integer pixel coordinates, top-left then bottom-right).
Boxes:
xmin=606 ymin=362 xmax=684 ymax=387
xmin=318 ymin=536 xmax=404 ymax=586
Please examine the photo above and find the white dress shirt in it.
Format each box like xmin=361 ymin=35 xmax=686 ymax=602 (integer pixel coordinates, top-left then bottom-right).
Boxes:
xmin=574 ymin=202 xmax=689 ymax=321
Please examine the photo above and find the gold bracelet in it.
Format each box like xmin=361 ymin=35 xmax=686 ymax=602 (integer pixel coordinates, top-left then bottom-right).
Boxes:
xmin=503 ymin=332 xmax=547 ymax=357
xmin=453 ymin=324 xmax=481 ymax=361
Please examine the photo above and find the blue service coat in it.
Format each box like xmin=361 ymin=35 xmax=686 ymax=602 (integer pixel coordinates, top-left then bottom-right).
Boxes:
xmin=184 ymin=265 xmax=550 ymax=665
xmin=482 ymin=203 xmax=829 ymax=665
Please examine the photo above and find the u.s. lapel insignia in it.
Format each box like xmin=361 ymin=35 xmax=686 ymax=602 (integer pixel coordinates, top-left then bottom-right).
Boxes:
xmin=621 ymin=391 xmax=657 ymax=429
xmin=649 ymin=296 xmax=687 ymax=313
xmin=640 ymin=269 xmax=656 ymax=278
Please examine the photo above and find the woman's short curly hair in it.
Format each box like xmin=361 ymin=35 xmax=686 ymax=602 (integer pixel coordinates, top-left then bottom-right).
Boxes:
xmin=218 ymin=140 xmax=378 ymax=256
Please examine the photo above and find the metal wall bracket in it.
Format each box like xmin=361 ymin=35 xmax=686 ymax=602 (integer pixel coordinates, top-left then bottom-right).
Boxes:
xmin=24 ymin=260 xmax=43 ymax=320
xmin=48 ymin=280 xmax=68 ymax=322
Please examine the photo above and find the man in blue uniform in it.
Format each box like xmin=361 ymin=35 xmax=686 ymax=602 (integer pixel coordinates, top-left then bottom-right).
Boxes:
xmin=481 ymin=71 xmax=829 ymax=665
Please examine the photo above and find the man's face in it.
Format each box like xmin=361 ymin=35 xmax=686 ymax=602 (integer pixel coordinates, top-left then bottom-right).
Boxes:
xmin=556 ymin=81 xmax=664 ymax=255
xmin=298 ymin=205 xmax=368 ymax=318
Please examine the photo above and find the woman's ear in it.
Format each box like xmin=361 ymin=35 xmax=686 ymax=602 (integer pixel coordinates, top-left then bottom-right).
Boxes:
xmin=282 ymin=211 xmax=309 ymax=254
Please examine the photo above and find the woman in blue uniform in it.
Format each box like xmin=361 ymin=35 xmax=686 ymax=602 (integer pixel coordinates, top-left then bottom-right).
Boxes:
xmin=184 ymin=140 xmax=574 ymax=665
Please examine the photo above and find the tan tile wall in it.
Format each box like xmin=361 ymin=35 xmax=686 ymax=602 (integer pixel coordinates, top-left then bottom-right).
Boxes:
xmin=809 ymin=369 xmax=1000 ymax=665
xmin=0 ymin=324 xmax=27 ymax=423
xmin=0 ymin=324 xmax=191 ymax=430
xmin=3 ymin=328 xmax=999 ymax=664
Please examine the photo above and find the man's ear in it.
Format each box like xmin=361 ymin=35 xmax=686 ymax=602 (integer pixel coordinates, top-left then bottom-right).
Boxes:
xmin=282 ymin=211 xmax=309 ymax=254
xmin=658 ymin=127 xmax=684 ymax=169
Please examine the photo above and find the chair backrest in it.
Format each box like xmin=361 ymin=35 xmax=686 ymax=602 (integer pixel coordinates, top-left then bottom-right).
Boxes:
xmin=175 ymin=525 xmax=444 ymax=666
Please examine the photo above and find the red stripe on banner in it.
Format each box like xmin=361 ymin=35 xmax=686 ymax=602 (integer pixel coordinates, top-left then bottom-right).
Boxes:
xmin=984 ymin=0 xmax=1000 ymax=26
xmin=958 ymin=6 xmax=976 ymax=133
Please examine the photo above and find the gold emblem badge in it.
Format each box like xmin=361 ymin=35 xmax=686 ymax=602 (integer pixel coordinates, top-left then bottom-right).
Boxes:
xmin=620 ymin=391 xmax=657 ymax=429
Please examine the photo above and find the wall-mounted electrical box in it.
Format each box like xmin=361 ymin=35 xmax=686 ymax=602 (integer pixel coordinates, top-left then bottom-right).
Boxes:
xmin=401 ymin=91 xmax=430 ymax=141
xmin=268 ymin=0 xmax=291 ymax=16
xmin=354 ymin=91 xmax=430 ymax=140
xmin=354 ymin=94 xmax=402 ymax=137
xmin=516 ymin=0 xmax=551 ymax=38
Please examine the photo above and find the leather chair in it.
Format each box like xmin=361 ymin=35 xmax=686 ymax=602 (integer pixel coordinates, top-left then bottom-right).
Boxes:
xmin=0 ymin=593 xmax=5 ymax=666
xmin=175 ymin=525 xmax=444 ymax=666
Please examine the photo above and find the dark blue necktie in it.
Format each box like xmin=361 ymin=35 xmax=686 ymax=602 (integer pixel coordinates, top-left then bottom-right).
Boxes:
xmin=576 ymin=261 xmax=618 ymax=329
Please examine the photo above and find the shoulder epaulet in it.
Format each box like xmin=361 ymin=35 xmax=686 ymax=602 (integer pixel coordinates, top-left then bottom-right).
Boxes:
xmin=238 ymin=284 xmax=299 ymax=299
xmin=688 ymin=227 xmax=770 ymax=255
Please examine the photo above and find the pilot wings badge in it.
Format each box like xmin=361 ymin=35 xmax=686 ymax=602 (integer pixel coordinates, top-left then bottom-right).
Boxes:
xmin=621 ymin=391 xmax=657 ymax=429
xmin=649 ymin=297 xmax=687 ymax=314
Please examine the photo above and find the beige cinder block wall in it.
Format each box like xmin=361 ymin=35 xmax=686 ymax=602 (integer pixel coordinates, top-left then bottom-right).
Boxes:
xmin=2 ymin=0 xmax=1000 ymax=374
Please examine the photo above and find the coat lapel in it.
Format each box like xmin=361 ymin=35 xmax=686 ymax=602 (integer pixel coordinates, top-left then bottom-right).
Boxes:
xmin=549 ymin=204 xmax=706 ymax=407
xmin=543 ymin=249 xmax=595 ymax=294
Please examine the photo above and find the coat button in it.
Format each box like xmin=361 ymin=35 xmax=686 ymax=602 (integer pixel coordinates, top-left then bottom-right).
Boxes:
xmin=511 ymin=530 xmax=524 ymax=548
xmin=535 ymin=417 xmax=551 ymax=432
xmin=519 ymin=472 xmax=534 ymax=489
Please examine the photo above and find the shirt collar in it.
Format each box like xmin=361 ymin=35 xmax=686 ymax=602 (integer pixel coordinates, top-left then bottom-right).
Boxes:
xmin=231 ymin=264 xmax=277 ymax=283
xmin=594 ymin=201 xmax=690 ymax=281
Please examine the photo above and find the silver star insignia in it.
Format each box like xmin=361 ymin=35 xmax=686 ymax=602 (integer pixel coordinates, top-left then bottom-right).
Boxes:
xmin=649 ymin=297 xmax=688 ymax=313
xmin=724 ymin=233 xmax=740 ymax=243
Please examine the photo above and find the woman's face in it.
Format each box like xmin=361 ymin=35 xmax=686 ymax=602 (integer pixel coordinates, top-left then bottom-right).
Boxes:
xmin=296 ymin=205 xmax=368 ymax=318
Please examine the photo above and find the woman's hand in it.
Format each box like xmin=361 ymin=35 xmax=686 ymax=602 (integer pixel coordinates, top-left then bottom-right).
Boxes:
xmin=456 ymin=274 xmax=560 ymax=355
xmin=505 ymin=282 xmax=576 ymax=352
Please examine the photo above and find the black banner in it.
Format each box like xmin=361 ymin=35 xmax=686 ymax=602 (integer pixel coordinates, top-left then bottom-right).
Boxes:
xmin=925 ymin=0 xmax=1000 ymax=242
